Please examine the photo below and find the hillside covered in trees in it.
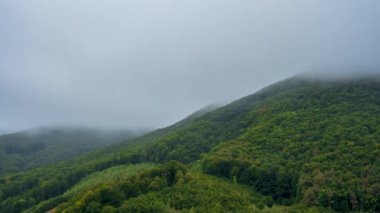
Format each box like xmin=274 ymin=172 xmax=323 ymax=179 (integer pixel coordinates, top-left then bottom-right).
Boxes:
xmin=0 ymin=75 xmax=379 ymax=212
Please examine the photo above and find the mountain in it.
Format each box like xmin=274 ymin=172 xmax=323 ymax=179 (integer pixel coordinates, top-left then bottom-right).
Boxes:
xmin=0 ymin=75 xmax=379 ymax=212
xmin=0 ymin=127 xmax=146 ymax=175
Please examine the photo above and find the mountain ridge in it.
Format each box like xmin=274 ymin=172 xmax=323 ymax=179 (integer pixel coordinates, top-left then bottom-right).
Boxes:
xmin=0 ymin=75 xmax=379 ymax=212
xmin=0 ymin=126 xmax=146 ymax=175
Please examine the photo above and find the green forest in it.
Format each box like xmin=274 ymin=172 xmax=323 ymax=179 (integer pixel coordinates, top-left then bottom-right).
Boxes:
xmin=0 ymin=76 xmax=379 ymax=212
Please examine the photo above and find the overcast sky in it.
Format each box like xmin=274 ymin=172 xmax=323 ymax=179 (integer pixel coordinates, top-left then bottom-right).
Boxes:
xmin=0 ymin=0 xmax=379 ymax=132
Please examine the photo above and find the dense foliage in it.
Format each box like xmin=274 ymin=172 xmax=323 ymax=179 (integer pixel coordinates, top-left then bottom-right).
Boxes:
xmin=0 ymin=76 xmax=379 ymax=212
xmin=54 ymin=161 xmax=271 ymax=213
xmin=202 ymin=79 xmax=380 ymax=211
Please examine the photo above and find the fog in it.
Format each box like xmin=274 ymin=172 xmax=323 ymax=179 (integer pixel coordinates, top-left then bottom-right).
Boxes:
xmin=1 ymin=0 xmax=379 ymax=133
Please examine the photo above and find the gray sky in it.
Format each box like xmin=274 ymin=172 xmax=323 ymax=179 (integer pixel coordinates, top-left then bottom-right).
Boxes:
xmin=1 ymin=0 xmax=380 ymax=132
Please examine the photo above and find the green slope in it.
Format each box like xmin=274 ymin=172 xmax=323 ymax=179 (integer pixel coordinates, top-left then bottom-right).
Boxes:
xmin=24 ymin=163 xmax=157 ymax=213
xmin=202 ymin=77 xmax=380 ymax=211
xmin=0 ymin=75 xmax=379 ymax=212
xmin=54 ymin=162 xmax=269 ymax=213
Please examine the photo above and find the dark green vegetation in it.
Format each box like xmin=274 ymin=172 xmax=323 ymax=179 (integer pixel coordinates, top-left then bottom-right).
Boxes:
xmin=0 ymin=76 xmax=379 ymax=212
xmin=0 ymin=127 xmax=143 ymax=175
xmin=52 ymin=162 xmax=270 ymax=213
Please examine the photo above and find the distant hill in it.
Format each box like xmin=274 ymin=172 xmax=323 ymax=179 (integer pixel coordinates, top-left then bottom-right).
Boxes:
xmin=0 ymin=75 xmax=379 ymax=212
xmin=0 ymin=127 xmax=146 ymax=175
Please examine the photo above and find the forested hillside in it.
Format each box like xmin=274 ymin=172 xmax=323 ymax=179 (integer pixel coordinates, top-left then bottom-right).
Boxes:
xmin=0 ymin=76 xmax=379 ymax=212
xmin=0 ymin=127 xmax=143 ymax=175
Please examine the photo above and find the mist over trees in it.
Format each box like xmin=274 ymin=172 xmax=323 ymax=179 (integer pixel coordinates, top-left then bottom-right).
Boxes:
xmin=0 ymin=127 xmax=146 ymax=175
xmin=0 ymin=1 xmax=379 ymax=212
xmin=0 ymin=76 xmax=379 ymax=212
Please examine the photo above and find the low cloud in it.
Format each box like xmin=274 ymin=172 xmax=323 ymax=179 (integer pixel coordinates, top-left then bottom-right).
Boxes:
xmin=0 ymin=0 xmax=379 ymax=132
